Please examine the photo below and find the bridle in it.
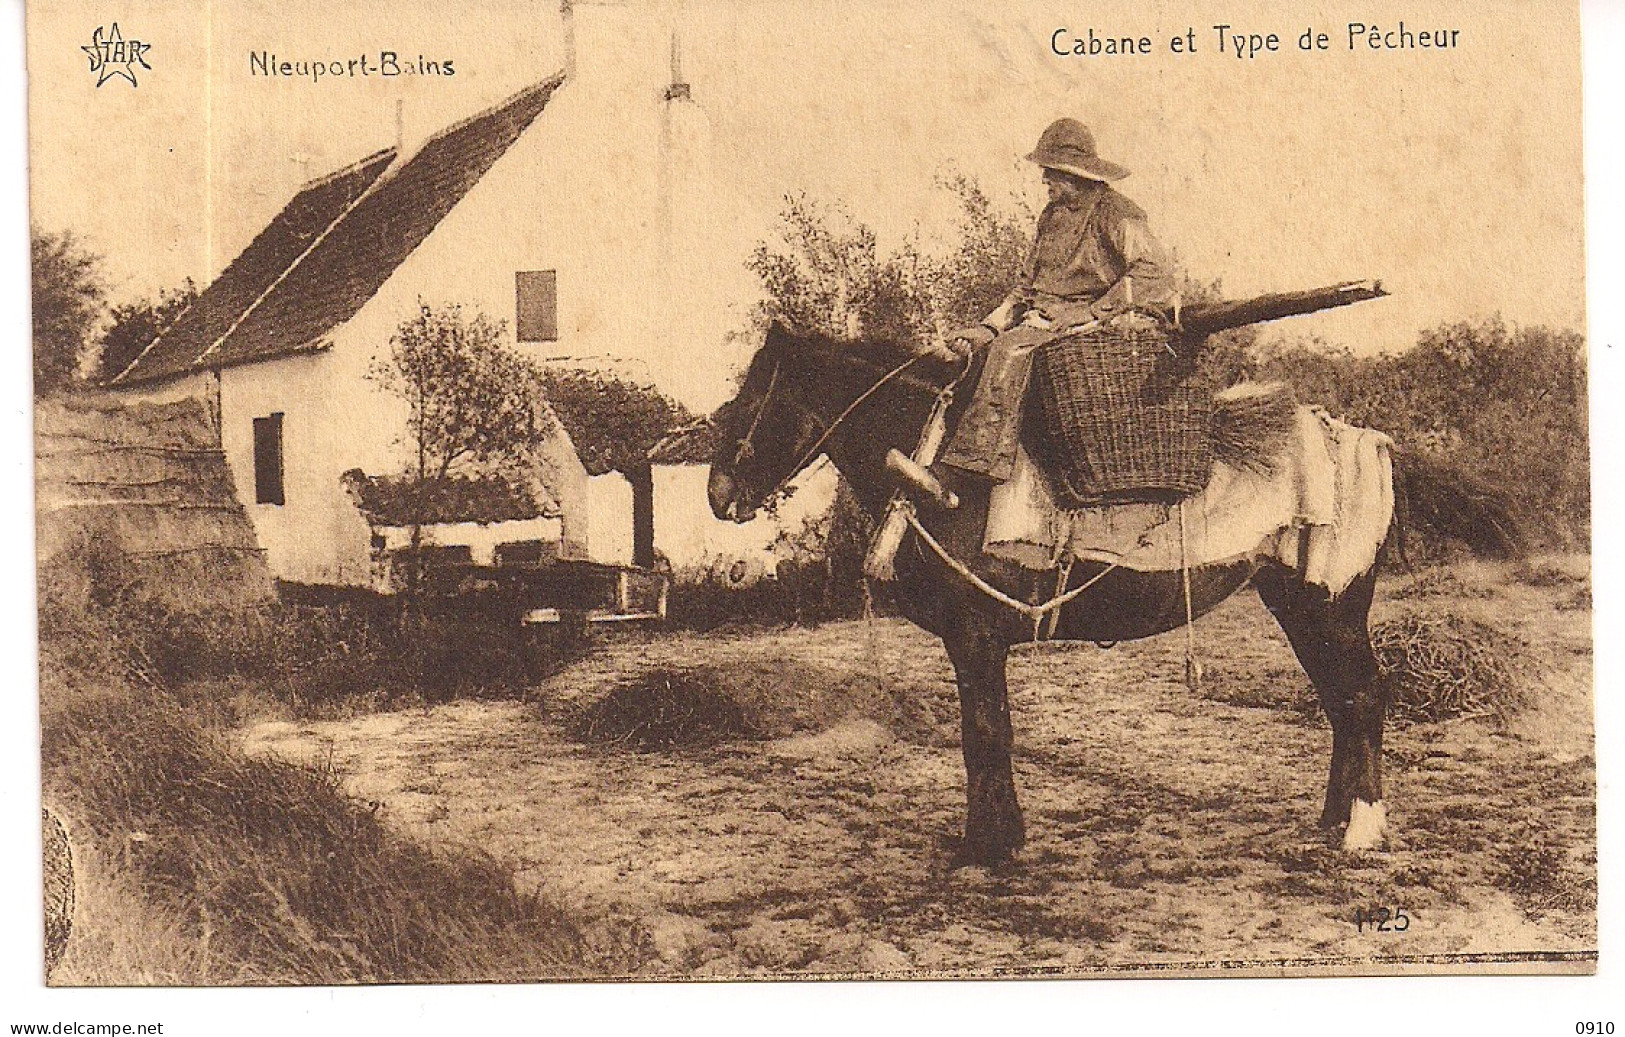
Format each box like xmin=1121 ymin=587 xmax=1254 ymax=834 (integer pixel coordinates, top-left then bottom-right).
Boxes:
xmin=728 ymin=351 xmax=929 ymax=504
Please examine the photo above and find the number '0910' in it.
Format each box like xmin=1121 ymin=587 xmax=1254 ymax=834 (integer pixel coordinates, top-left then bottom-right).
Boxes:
xmin=1576 ymin=1024 xmax=1614 ymax=1035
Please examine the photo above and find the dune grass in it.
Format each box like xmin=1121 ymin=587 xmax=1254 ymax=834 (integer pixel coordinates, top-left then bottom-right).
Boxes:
xmin=39 ymin=547 xmax=645 ymax=985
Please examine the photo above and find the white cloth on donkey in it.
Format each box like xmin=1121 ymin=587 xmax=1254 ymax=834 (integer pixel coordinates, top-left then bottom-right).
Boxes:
xmin=984 ymin=406 xmax=1394 ymax=597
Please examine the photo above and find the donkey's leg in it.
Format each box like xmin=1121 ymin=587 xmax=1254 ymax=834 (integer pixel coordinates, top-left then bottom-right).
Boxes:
xmin=944 ymin=613 xmax=1024 ymax=864
xmin=1253 ymin=562 xmax=1388 ymax=850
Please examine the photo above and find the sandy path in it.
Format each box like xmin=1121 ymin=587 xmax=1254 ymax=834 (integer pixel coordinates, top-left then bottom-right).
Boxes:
xmin=242 ymin=563 xmax=1595 ymax=979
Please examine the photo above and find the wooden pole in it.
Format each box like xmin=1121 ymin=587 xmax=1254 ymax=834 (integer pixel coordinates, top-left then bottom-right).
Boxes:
xmin=1180 ymin=279 xmax=1386 ymax=339
xmin=864 ymin=388 xmax=954 ymax=582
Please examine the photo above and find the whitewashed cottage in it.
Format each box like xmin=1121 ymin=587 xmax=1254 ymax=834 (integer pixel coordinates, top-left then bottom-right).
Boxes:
xmin=111 ymin=3 xmax=735 ymax=592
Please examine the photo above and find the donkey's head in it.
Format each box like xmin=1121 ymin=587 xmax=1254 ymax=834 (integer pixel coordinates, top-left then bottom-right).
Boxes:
xmin=708 ymin=324 xmax=949 ymax=523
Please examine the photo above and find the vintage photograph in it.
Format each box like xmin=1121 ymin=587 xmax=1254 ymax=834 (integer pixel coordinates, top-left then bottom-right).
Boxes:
xmin=26 ymin=0 xmax=1593 ymax=987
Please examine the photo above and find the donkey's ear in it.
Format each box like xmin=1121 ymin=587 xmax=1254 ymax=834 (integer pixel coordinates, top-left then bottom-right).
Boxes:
xmin=764 ymin=322 xmax=793 ymax=352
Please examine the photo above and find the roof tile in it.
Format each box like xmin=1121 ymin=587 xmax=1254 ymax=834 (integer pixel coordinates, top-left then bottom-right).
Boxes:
xmin=115 ymin=74 xmax=562 ymax=384
xmin=116 ymin=149 xmax=394 ymax=384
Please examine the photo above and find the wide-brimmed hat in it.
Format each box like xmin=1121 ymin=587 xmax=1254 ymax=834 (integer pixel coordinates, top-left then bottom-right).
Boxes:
xmin=1026 ymin=119 xmax=1129 ymax=182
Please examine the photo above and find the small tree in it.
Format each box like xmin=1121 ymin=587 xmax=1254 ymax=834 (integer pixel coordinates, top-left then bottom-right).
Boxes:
xmin=96 ymin=280 xmax=200 ymax=383
xmin=369 ymin=301 xmax=556 ymax=484
xmin=368 ymin=302 xmax=558 ymax=597
xmin=746 ymin=178 xmax=1032 ymax=351
xmin=32 ymin=226 xmax=106 ymax=396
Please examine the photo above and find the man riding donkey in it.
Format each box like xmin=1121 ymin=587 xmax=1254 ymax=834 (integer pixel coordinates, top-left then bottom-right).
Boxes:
xmin=714 ymin=121 xmax=1407 ymax=864
xmin=871 ymin=117 xmax=1388 ymax=653
xmin=931 ymin=117 xmax=1183 ymax=493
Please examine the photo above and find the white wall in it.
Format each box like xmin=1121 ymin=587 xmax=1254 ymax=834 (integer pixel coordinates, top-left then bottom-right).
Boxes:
xmin=652 ymin=459 xmax=839 ymax=577
xmin=218 ymin=352 xmax=377 ymax=586
xmin=584 ymin=471 xmax=634 ymax=565
xmin=344 ymin=3 xmax=739 ymax=412
xmin=135 ymin=6 xmax=733 ymax=586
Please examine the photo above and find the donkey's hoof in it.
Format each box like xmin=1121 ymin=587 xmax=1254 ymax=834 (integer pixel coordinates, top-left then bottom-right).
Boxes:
xmin=950 ymin=827 xmax=1023 ymax=869
xmin=1341 ymin=799 xmax=1387 ymax=851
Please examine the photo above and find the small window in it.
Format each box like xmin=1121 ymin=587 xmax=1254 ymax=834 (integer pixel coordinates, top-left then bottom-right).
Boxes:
xmin=516 ymin=270 xmax=558 ymax=342
xmin=253 ymin=413 xmax=285 ymax=505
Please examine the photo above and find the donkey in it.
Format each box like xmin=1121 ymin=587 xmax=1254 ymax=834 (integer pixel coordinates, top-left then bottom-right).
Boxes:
xmin=707 ymin=325 xmax=1507 ymax=867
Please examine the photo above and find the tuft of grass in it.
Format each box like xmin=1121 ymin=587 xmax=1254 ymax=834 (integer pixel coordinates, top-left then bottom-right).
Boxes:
xmin=1557 ymin=586 xmax=1592 ymax=612
xmin=1496 ymin=831 xmax=1597 ymax=920
xmin=1370 ymin=613 xmax=1530 ymax=724
xmin=1511 ymin=559 xmax=1588 ymax=589
xmin=49 ymin=840 xmax=219 ymax=986
xmin=1388 ymin=567 xmax=1495 ymax=601
xmin=39 ymin=538 xmax=643 ymax=985
xmin=42 ymin=680 xmax=645 ymax=984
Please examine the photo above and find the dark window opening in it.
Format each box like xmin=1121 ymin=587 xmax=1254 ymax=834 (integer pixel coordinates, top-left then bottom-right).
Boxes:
xmin=253 ymin=413 xmax=285 ymax=506
xmin=516 ymin=270 xmax=559 ymax=342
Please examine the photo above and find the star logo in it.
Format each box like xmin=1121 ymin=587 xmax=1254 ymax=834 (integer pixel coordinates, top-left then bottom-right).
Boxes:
xmin=81 ymin=24 xmax=152 ymax=88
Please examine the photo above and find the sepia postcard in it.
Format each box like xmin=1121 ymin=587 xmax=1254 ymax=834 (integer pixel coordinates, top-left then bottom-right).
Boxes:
xmin=21 ymin=0 xmax=1605 ymax=1006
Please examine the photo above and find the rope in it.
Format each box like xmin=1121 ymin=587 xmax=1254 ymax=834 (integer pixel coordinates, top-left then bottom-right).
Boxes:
xmin=1041 ymin=557 xmax=1074 ymax=641
xmin=732 ymin=363 xmax=782 ymax=467
xmin=742 ymin=354 xmax=928 ymax=508
xmin=1179 ymin=501 xmax=1201 ymax=691
xmin=786 ymin=354 xmax=925 ymax=480
xmin=904 ymin=509 xmax=1121 ymax=624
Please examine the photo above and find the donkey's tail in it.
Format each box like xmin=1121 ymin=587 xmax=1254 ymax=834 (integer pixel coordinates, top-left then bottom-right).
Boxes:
xmin=1390 ymin=447 xmax=1523 ymax=559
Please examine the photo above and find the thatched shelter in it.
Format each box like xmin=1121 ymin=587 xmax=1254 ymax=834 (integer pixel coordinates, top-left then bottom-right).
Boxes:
xmin=36 ymin=393 xmax=272 ymax=607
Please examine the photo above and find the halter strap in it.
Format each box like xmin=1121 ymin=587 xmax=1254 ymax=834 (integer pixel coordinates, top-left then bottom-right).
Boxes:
xmin=732 ymin=361 xmax=782 ymax=468
xmin=732 ymin=351 xmax=929 ymax=503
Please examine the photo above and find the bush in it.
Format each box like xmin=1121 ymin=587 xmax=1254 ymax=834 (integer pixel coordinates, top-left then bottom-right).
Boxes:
xmin=1259 ymin=319 xmax=1587 ymax=550
xmin=39 ymin=535 xmax=577 ymax=719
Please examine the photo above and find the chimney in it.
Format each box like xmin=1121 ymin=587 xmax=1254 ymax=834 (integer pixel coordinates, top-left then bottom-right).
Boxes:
xmin=665 ymin=30 xmax=690 ymax=101
xmin=560 ymin=0 xmax=576 ymax=79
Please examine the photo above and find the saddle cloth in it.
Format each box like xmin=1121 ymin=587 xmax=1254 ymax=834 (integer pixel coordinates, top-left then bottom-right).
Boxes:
xmin=983 ymin=406 xmax=1394 ymax=597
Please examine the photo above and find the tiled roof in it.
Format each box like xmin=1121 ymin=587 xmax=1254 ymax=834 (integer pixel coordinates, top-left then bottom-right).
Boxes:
xmin=115 ymin=74 xmax=563 ymax=385
xmin=341 ymin=470 xmax=561 ymax=527
xmin=116 ymin=149 xmax=394 ymax=384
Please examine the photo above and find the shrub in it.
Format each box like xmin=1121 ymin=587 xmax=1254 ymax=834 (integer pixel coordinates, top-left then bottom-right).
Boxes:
xmin=39 ymin=538 xmax=576 ymax=718
xmin=1259 ymin=319 xmax=1587 ymax=550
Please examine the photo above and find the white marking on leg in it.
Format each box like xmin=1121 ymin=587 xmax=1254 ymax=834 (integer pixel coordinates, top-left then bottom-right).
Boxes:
xmin=1342 ymin=799 xmax=1387 ymax=851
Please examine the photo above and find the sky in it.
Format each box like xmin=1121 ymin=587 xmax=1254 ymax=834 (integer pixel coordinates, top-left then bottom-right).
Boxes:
xmin=26 ymin=0 xmax=1584 ymax=407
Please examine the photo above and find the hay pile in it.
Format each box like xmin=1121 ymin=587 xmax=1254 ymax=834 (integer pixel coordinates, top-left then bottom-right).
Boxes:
xmin=560 ymin=649 xmax=948 ymax=754
xmin=1371 ymin=613 xmax=1529 ymax=724
xmin=569 ymin=669 xmax=760 ymax=751
xmin=36 ymin=393 xmax=271 ymax=608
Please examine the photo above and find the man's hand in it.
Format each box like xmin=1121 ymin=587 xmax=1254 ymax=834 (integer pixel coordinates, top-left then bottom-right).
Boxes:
xmin=944 ymin=324 xmax=996 ymax=357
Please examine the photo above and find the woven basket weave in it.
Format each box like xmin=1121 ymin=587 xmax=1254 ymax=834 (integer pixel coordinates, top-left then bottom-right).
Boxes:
xmin=1030 ymin=326 xmax=1213 ymax=506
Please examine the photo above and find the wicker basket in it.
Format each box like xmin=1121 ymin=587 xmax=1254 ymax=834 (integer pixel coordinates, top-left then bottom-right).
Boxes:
xmin=1029 ymin=325 xmax=1213 ymax=506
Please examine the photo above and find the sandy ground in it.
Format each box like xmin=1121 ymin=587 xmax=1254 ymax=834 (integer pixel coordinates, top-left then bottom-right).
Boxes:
xmin=242 ymin=557 xmax=1595 ymax=979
